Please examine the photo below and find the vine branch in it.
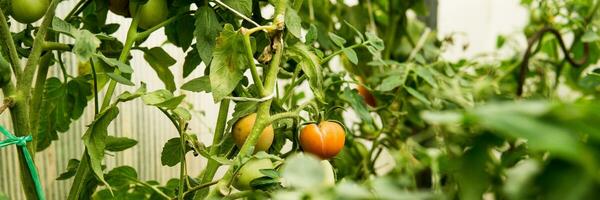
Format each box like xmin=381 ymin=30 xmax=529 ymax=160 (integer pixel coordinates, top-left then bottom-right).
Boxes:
xmin=516 ymin=27 xmax=589 ymax=96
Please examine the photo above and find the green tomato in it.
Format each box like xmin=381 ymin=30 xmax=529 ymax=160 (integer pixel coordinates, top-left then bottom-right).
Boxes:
xmin=129 ymin=0 xmax=168 ymax=29
xmin=320 ymin=160 xmax=335 ymax=187
xmin=11 ymin=0 xmax=49 ymax=24
xmin=233 ymin=158 xmax=274 ymax=190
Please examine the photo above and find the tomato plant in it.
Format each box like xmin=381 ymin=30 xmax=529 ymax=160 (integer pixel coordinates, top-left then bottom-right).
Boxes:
xmin=1 ymin=0 xmax=600 ymax=199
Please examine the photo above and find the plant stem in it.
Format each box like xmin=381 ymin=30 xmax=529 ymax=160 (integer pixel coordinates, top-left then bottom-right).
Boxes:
xmin=0 ymin=8 xmax=22 ymax=77
xmin=42 ymin=42 xmax=72 ymax=51
xmin=223 ymin=191 xmax=253 ymax=200
xmin=180 ymin=180 xmax=219 ymax=199
xmin=242 ymin=33 xmax=266 ymax=95
xmin=178 ymin=120 xmax=186 ymax=200
xmin=196 ymin=99 xmax=230 ymax=198
xmin=100 ymin=11 xmax=140 ymax=111
xmin=28 ymin=54 xmax=53 ymax=151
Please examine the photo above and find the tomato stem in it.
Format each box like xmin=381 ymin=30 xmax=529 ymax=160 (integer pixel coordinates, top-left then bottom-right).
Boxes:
xmin=0 ymin=8 xmax=22 ymax=77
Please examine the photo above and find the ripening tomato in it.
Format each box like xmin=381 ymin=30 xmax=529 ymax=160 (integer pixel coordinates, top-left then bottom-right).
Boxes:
xmin=10 ymin=0 xmax=49 ymax=24
xmin=233 ymin=158 xmax=274 ymax=190
xmin=357 ymin=85 xmax=376 ymax=107
xmin=232 ymin=113 xmax=274 ymax=153
xmin=109 ymin=0 xmax=130 ymax=17
xmin=129 ymin=0 xmax=168 ymax=29
xmin=299 ymin=121 xmax=346 ymax=159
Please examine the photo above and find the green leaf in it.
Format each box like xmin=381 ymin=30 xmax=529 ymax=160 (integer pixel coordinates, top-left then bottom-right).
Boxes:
xmin=286 ymin=43 xmax=325 ymax=102
xmin=181 ymin=76 xmax=211 ymax=93
xmin=285 ymin=5 xmax=302 ymax=39
xmin=183 ymin=46 xmax=202 ymax=78
xmin=280 ymin=154 xmax=324 ymax=189
xmin=161 ymin=137 xmax=191 ymax=167
xmin=405 ymin=86 xmax=431 ymax=105
xmin=142 ymin=90 xmax=185 ymax=110
xmin=366 ymin=32 xmax=384 ymax=51
xmin=117 ymin=83 xmax=147 ymax=102
xmin=195 ymin=6 xmax=222 ymax=65
xmin=173 ymin=107 xmax=192 ymax=121
xmin=82 ymin=106 xmax=120 ymax=189
xmin=51 ymin=17 xmax=78 ymax=36
xmin=329 ymin=32 xmax=346 ymax=47
xmin=56 ymin=159 xmax=80 ymax=180
xmin=222 ymin=0 xmax=252 ymax=17
xmin=106 ymin=72 xmax=135 ymax=86
xmin=144 ymin=47 xmax=177 ymax=92
xmin=414 ymin=67 xmax=437 ymax=88
xmin=581 ymin=30 xmax=600 ymax=42
xmin=106 ymin=166 xmax=138 ymax=187
xmin=95 ymin=53 xmax=133 ymax=73
xmin=209 ymin=24 xmax=248 ymax=102
xmin=105 ymin=136 xmax=138 ymax=152
xmin=340 ymin=87 xmax=373 ymax=124
xmin=305 ymin=24 xmax=318 ymax=44
xmin=342 ymin=48 xmax=358 ymax=64
xmin=73 ymin=30 xmax=101 ymax=61
xmin=165 ymin=13 xmax=195 ymax=51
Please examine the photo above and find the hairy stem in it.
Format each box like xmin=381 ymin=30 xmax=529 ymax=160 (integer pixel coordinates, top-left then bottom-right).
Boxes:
xmin=0 ymin=8 xmax=22 ymax=78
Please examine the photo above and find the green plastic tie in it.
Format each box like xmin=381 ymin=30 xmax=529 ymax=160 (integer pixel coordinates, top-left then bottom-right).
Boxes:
xmin=0 ymin=125 xmax=46 ymax=200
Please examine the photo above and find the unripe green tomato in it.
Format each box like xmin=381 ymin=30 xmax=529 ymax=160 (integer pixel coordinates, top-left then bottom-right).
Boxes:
xmin=11 ymin=0 xmax=49 ymax=24
xmin=360 ymin=122 xmax=377 ymax=137
xmin=320 ymin=160 xmax=335 ymax=186
xmin=233 ymin=113 xmax=274 ymax=153
xmin=129 ymin=0 xmax=168 ymax=29
xmin=233 ymin=158 xmax=274 ymax=190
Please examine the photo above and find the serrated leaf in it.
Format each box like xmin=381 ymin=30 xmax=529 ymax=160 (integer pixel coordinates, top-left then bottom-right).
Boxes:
xmin=209 ymin=24 xmax=248 ymax=102
xmin=142 ymin=90 xmax=185 ymax=110
xmin=117 ymin=83 xmax=147 ymax=102
xmin=82 ymin=106 xmax=120 ymax=189
xmin=144 ymin=47 xmax=176 ymax=92
xmin=73 ymin=30 xmax=101 ymax=61
xmin=340 ymin=87 xmax=373 ymax=124
xmin=165 ymin=14 xmax=195 ymax=51
xmin=195 ymin=6 xmax=222 ymax=65
xmin=161 ymin=137 xmax=191 ymax=167
xmin=95 ymin=53 xmax=133 ymax=73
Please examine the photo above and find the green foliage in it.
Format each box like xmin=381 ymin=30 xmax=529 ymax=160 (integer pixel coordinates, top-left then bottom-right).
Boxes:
xmin=2 ymin=0 xmax=600 ymax=199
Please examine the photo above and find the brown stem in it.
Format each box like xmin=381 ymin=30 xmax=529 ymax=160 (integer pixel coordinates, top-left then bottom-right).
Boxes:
xmin=516 ymin=27 xmax=589 ymax=96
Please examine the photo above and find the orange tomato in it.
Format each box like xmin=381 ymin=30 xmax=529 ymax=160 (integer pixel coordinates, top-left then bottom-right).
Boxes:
xmin=299 ymin=121 xmax=346 ymax=159
xmin=232 ymin=113 xmax=274 ymax=153
xmin=357 ymin=85 xmax=376 ymax=107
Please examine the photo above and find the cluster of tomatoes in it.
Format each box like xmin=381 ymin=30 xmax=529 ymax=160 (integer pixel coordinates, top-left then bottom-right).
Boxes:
xmin=231 ymin=112 xmax=346 ymax=190
xmin=9 ymin=0 xmax=168 ymax=30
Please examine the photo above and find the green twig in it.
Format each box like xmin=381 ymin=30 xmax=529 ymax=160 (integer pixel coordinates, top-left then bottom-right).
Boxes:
xmin=242 ymin=32 xmax=266 ymax=95
xmin=321 ymin=43 xmax=365 ymax=64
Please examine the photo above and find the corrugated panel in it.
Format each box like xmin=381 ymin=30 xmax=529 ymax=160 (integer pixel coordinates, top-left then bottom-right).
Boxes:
xmin=0 ymin=2 xmax=218 ymax=199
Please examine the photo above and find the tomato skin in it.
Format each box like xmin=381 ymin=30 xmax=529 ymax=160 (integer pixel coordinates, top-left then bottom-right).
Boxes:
xmin=299 ymin=121 xmax=346 ymax=159
xmin=358 ymin=85 xmax=376 ymax=107
xmin=129 ymin=0 xmax=168 ymax=29
xmin=11 ymin=0 xmax=49 ymax=24
xmin=233 ymin=158 xmax=274 ymax=190
xmin=109 ymin=0 xmax=130 ymax=17
xmin=232 ymin=113 xmax=274 ymax=153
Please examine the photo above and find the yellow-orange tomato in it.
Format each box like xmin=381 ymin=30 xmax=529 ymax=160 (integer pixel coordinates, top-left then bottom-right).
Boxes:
xmin=232 ymin=113 xmax=274 ymax=153
xmin=358 ymin=85 xmax=376 ymax=107
xmin=299 ymin=121 xmax=346 ymax=159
